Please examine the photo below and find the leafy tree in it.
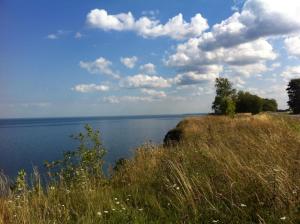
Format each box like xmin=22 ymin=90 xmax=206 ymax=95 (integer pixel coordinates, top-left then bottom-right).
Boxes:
xmin=212 ymin=78 xmax=236 ymax=115
xmin=236 ymin=91 xmax=263 ymax=114
xmin=224 ymin=97 xmax=236 ymax=117
xmin=287 ymin=79 xmax=300 ymax=114
xmin=262 ymin=98 xmax=278 ymax=112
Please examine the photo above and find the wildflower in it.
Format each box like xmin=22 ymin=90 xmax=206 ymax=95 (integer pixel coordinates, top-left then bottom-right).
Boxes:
xmin=122 ymin=207 xmax=126 ymax=210
xmin=50 ymin=186 xmax=55 ymax=190
xmin=114 ymin=197 xmax=118 ymax=201
xmin=176 ymin=187 xmax=180 ymax=190
xmin=240 ymin=203 xmax=247 ymax=207
xmin=292 ymin=190 xmax=297 ymax=194
xmin=126 ymin=198 xmax=130 ymax=201
xmin=138 ymin=208 xmax=143 ymax=211
xmin=112 ymin=208 xmax=116 ymax=211
xmin=212 ymin=220 xmax=219 ymax=223
xmin=280 ymin=216 xmax=286 ymax=220
xmin=116 ymin=201 xmax=120 ymax=205
xmin=97 ymin=212 xmax=102 ymax=216
xmin=104 ymin=210 xmax=109 ymax=214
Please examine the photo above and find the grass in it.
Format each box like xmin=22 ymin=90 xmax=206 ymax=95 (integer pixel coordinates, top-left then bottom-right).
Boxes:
xmin=0 ymin=114 xmax=300 ymax=223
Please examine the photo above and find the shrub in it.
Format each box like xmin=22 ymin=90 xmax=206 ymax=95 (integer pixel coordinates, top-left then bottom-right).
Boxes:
xmin=262 ymin=98 xmax=278 ymax=112
xmin=236 ymin=91 xmax=263 ymax=114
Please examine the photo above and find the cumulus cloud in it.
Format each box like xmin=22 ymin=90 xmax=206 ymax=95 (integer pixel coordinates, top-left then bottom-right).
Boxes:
xmin=72 ymin=84 xmax=109 ymax=93
xmin=86 ymin=9 xmax=209 ymax=40
xmin=199 ymin=0 xmax=300 ymax=50
xmin=166 ymin=37 xmax=276 ymax=81
xmin=120 ymin=56 xmax=138 ymax=68
xmin=281 ymin=66 xmax=300 ymax=81
xmin=120 ymin=74 xmax=171 ymax=88
xmin=79 ymin=57 xmax=120 ymax=79
xmin=171 ymin=71 xmax=218 ymax=86
xmin=139 ymin=63 xmax=156 ymax=74
xmin=284 ymin=36 xmax=300 ymax=58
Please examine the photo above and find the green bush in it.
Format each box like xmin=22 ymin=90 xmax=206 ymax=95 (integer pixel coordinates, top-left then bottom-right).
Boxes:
xmin=236 ymin=91 xmax=263 ymax=114
xmin=262 ymin=98 xmax=278 ymax=112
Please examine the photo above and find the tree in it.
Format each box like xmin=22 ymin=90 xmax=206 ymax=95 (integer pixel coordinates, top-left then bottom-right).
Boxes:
xmin=287 ymin=79 xmax=300 ymax=114
xmin=236 ymin=91 xmax=263 ymax=114
xmin=212 ymin=78 xmax=236 ymax=115
xmin=262 ymin=98 xmax=278 ymax=112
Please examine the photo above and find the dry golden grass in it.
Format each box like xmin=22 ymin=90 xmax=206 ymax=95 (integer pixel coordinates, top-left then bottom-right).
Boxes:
xmin=0 ymin=114 xmax=300 ymax=223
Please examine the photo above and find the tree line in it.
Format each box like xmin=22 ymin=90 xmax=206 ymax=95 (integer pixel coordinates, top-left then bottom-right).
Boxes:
xmin=212 ymin=78 xmax=300 ymax=115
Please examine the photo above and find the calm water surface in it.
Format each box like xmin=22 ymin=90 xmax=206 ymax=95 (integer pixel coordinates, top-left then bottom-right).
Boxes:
xmin=0 ymin=114 xmax=201 ymax=177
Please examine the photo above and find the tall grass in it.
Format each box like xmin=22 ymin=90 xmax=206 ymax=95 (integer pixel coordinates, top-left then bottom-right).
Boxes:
xmin=0 ymin=114 xmax=299 ymax=223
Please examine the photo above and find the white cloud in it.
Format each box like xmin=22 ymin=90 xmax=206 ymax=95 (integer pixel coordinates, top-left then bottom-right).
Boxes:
xmin=281 ymin=66 xmax=300 ymax=81
xmin=284 ymin=36 xmax=300 ymax=58
xmin=172 ymin=71 xmax=218 ymax=86
xmin=139 ymin=63 xmax=156 ymax=74
xmin=103 ymin=95 xmax=154 ymax=104
xmin=86 ymin=9 xmax=209 ymax=40
xmin=72 ymin=84 xmax=109 ymax=93
xmin=141 ymin=89 xmax=167 ymax=99
xmin=199 ymin=0 xmax=300 ymax=50
xmin=46 ymin=30 xmax=70 ymax=40
xmin=75 ymin=32 xmax=83 ymax=39
xmin=120 ymin=56 xmax=138 ymax=68
xmin=47 ymin=34 xmax=58 ymax=40
xmin=120 ymin=74 xmax=171 ymax=88
xmin=166 ymin=38 xmax=276 ymax=69
xmin=79 ymin=57 xmax=120 ymax=79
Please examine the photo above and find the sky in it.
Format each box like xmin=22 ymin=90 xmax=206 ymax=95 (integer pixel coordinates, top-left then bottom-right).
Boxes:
xmin=1 ymin=0 xmax=300 ymax=118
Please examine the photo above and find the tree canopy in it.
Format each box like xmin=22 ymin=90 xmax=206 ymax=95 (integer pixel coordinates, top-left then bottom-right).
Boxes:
xmin=287 ymin=79 xmax=300 ymax=114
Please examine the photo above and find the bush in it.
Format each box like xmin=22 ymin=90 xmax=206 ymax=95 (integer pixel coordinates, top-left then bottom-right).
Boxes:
xmin=262 ymin=98 xmax=278 ymax=112
xmin=236 ymin=91 xmax=263 ymax=114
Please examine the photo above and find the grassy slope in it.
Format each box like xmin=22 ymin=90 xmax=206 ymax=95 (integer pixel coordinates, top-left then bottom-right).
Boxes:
xmin=1 ymin=114 xmax=300 ymax=223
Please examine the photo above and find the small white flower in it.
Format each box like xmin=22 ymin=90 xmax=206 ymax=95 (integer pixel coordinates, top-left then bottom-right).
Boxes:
xmin=116 ymin=201 xmax=120 ymax=205
xmin=104 ymin=210 xmax=109 ymax=214
xmin=114 ymin=197 xmax=118 ymax=201
xmin=112 ymin=208 xmax=115 ymax=211
xmin=126 ymin=198 xmax=130 ymax=201
xmin=138 ymin=208 xmax=143 ymax=211
xmin=240 ymin=203 xmax=247 ymax=207
xmin=97 ymin=212 xmax=102 ymax=216
xmin=212 ymin=220 xmax=219 ymax=223
xmin=122 ymin=207 xmax=126 ymax=210
xmin=280 ymin=216 xmax=286 ymax=220
xmin=176 ymin=187 xmax=180 ymax=190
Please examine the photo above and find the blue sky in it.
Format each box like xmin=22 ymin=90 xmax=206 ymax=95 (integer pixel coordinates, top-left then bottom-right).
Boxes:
xmin=1 ymin=0 xmax=300 ymax=118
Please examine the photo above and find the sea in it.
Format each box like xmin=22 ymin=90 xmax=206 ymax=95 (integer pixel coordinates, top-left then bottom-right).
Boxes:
xmin=0 ymin=114 xmax=202 ymax=178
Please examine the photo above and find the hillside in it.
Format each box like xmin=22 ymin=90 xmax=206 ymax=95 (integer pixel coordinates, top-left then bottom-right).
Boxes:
xmin=1 ymin=114 xmax=300 ymax=223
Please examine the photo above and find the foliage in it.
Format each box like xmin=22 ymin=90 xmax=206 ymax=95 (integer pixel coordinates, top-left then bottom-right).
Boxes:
xmin=1 ymin=115 xmax=300 ymax=223
xmin=236 ymin=91 xmax=263 ymax=114
xmin=224 ymin=97 xmax=236 ymax=117
xmin=262 ymin=98 xmax=278 ymax=112
xmin=287 ymin=79 xmax=300 ymax=114
xmin=44 ymin=124 xmax=106 ymax=185
xmin=212 ymin=78 xmax=236 ymax=115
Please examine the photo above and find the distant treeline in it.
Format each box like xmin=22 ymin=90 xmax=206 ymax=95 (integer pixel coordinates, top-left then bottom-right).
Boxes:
xmin=212 ymin=78 xmax=278 ymax=116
